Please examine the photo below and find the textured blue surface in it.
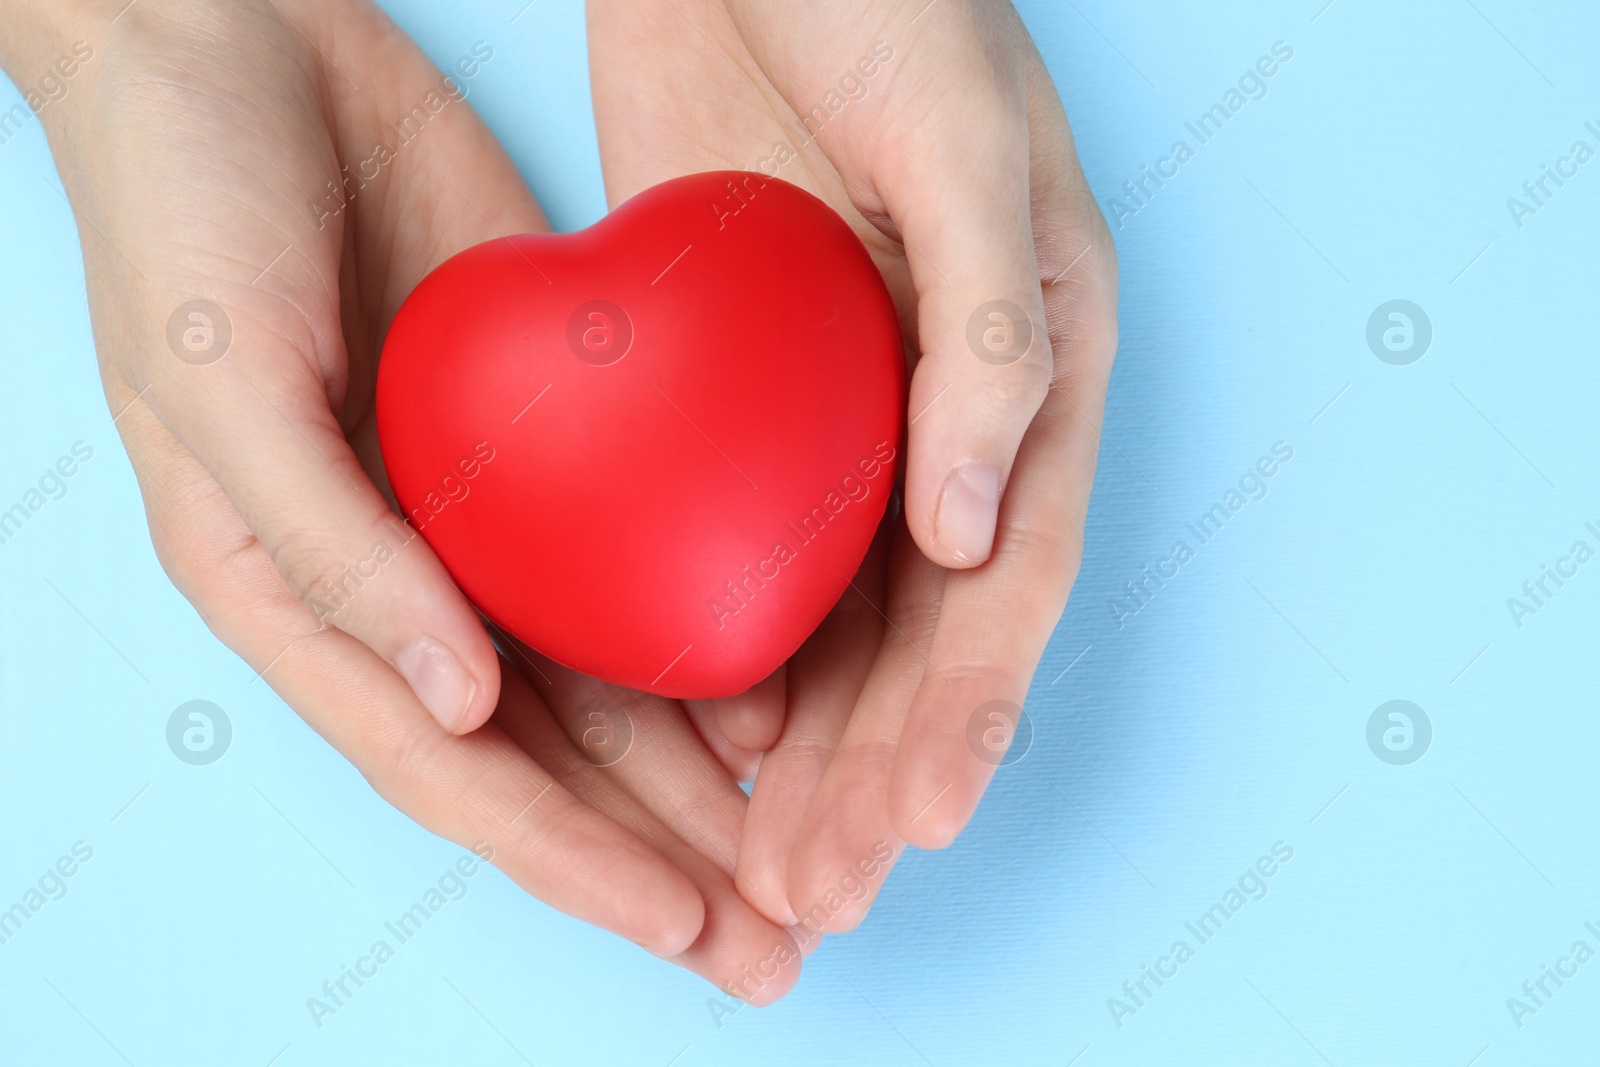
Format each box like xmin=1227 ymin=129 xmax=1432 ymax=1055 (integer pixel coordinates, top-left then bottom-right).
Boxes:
xmin=3 ymin=1 xmax=1599 ymax=1063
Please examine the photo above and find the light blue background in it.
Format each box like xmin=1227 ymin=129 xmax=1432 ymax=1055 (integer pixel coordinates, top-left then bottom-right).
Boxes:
xmin=3 ymin=0 xmax=1597 ymax=1063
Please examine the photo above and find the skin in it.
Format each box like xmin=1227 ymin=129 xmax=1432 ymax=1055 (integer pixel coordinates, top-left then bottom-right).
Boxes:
xmin=1 ymin=0 xmax=802 ymax=1000
xmin=4 ymin=0 xmax=1117 ymax=998
xmin=587 ymin=0 xmax=1119 ymax=931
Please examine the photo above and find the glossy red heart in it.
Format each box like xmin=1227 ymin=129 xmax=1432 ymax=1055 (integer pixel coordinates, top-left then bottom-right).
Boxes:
xmin=377 ymin=172 xmax=904 ymax=698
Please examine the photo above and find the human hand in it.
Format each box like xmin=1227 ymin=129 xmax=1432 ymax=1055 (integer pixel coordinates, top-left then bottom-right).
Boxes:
xmin=587 ymin=0 xmax=1118 ymax=933
xmin=6 ymin=0 xmax=801 ymax=996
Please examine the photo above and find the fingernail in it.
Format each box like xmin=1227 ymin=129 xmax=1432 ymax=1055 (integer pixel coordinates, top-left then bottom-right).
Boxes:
xmin=395 ymin=635 xmax=476 ymax=731
xmin=934 ymin=464 xmax=1000 ymax=564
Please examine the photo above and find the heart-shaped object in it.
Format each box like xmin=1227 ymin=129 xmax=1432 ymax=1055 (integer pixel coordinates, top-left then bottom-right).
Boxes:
xmin=377 ymin=172 xmax=904 ymax=698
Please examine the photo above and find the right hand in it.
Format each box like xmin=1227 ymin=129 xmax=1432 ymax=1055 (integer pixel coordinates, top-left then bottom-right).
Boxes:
xmin=5 ymin=0 xmax=801 ymax=997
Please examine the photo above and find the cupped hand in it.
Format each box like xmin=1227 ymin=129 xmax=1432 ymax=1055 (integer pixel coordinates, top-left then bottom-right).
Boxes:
xmin=8 ymin=0 xmax=800 ymax=997
xmin=588 ymin=0 xmax=1118 ymax=935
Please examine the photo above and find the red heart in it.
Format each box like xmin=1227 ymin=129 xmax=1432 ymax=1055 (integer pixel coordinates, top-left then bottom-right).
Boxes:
xmin=377 ymin=172 xmax=904 ymax=698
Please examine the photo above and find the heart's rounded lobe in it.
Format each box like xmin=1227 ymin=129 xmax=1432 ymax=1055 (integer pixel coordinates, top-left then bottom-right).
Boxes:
xmin=378 ymin=172 xmax=904 ymax=698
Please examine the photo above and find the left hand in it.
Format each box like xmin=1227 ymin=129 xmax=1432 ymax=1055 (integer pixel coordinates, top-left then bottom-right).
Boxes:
xmin=587 ymin=0 xmax=1118 ymax=934
xmin=9 ymin=0 xmax=803 ymax=998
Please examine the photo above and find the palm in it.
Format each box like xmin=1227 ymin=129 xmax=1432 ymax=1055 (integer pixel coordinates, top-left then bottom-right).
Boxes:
xmin=587 ymin=0 xmax=1119 ymax=935
xmin=586 ymin=0 xmax=942 ymax=929
xmin=65 ymin=0 xmax=802 ymax=996
xmin=324 ymin=22 xmax=805 ymax=997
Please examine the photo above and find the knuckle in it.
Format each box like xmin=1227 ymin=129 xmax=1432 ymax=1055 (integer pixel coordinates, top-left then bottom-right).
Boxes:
xmin=273 ymin=531 xmax=363 ymax=624
xmin=504 ymin=796 xmax=579 ymax=865
xmin=1043 ymin=241 xmax=1118 ymax=330
xmin=270 ymin=510 xmax=406 ymax=628
xmin=380 ymin=712 xmax=452 ymax=795
xmin=773 ymin=733 xmax=840 ymax=767
xmin=1047 ymin=311 xmax=1118 ymax=380
xmin=884 ymin=558 xmax=944 ymax=639
xmin=980 ymin=356 xmax=1053 ymax=413
xmin=996 ymin=515 xmax=1082 ymax=606
xmin=922 ymin=657 xmax=1022 ymax=702
xmin=149 ymin=498 xmax=291 ymax=630
xmin=830 ymin=737 xmax=898 ymax=774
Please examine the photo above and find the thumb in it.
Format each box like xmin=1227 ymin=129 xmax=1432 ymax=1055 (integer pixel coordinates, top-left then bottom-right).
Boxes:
xmin=876 ymin=96 xmax=1052 ymax=569
xmin=733 ymin=4 xmax=1053 ymax=568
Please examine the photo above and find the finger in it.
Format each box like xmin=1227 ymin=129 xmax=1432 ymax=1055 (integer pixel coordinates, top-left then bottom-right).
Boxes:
xmin=490 ymin=655 xmax=802 ymax=1004
xmin=123 ymin=405 xmax=706 ymax=955
xmin=887 ymin=26 xmax=1052 ymax=571
xmin=115 ymin=1 xmax=546 ymax=737
xmin=56 ymin=18 xmax=501 ymax=735
xmin=290 ymin=0 xmax=552 ymax=329
xmin=679 ymin=697 xmax=764 ymax=783
xmin=503 ymin=644 xmax=756 ymax=880
xmin=887 ymin=49 xmax=1118 ymax=848
xmin=727 ymin=3 xmax=1054 ymax=568
xmin=737 ymin=520 xmax=890 ymax=928
xmin=686 ymin=665 xmax=787 ymax=754
xmin=784 ymin=522 xmax=939 ymax=933
xmin=141 ymin=247 xmax=505 ymax=739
